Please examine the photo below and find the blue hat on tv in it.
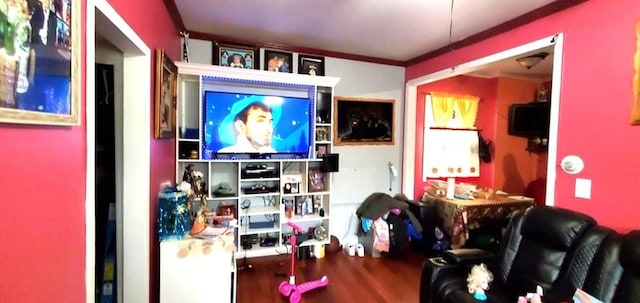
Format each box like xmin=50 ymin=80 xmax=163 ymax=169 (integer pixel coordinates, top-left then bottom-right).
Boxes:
xmin=218 ymin=95 xmax=282 ymax=145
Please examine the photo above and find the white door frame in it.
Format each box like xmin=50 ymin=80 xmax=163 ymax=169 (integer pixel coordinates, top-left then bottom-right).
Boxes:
xmin=402 ymin=34 xmax=564 ymax=206
xmin=86 ymin=0 xmax=152 ymax=302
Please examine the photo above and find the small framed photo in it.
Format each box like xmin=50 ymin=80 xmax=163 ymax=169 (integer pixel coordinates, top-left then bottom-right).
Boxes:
xmin=213 ymin=41 xmax=259 ymax=69
xmin=264 ymin=50 xmax=293 ymax=73
xmin=299 ymin=55 xmax=325 ymax=76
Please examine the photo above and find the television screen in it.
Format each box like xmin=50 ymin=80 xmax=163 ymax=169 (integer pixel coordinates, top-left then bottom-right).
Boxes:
xmin=202 ymin=91 xmax=313 ymax=159
xmin=508 ymin=102 xmax=550 ymax=137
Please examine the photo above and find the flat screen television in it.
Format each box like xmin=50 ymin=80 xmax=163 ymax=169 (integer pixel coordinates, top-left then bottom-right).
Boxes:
xmin=202 ymin=91 xmax=315 ymax=160
xmin=508 ymin=102 xmax=550 ymax=138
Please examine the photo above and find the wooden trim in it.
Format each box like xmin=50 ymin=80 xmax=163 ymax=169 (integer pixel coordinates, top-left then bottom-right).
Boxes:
xmin=163 ymin=0 xmax=185 ymax=32
xmin=188 ymin=31 xmax=405 ymax=66
xmin=404 ymin=0 xmax=588 ymax=66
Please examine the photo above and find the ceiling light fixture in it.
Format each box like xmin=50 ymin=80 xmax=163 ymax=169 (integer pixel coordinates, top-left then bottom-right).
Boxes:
xmin=516 ymin=52 xmax=549 ymax=70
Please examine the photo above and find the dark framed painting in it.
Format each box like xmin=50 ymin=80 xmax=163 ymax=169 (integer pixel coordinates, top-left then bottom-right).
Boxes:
xmin=298 ymin=55 xmax=325 ymax=76
xmin=263 ymin=50 xmax=292 ymax=73
xmin=213 ymin=42 xmax=259 ymax=69
xmin=155 ymin=49 xmax=177 ymax=139
xmin=0 ymin=0 xmax=80 ymax=126
xmin=334 ymin=97 xmax=394 ymax=146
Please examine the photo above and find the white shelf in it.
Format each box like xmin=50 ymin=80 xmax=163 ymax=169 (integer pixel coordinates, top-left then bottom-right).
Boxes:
xmin=208 ymin=196 xmax=238 ymax=201
xmin=298 ymin=238 xmax=329 ymax=247
xmin=239 ymin=205 xmax=279 ymax=216
xmin=240 ymin=177 xmax=280 ymax=182
xmin=284 ymin=214 xmax=327 ymax=223
xmin=175 ymin=62 xmax=337 ymax=263
xmin=241 ymin=226 xmax=279 ymax=235
xmin=239 ymin=192 xmax=280 ymax=198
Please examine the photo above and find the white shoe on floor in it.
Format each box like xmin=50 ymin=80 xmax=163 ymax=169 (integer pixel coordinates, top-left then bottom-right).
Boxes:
xmin=357 ymin=243 xmax=365 ymax=257
xmin=348 ymin=243 xmax=356 ymax=256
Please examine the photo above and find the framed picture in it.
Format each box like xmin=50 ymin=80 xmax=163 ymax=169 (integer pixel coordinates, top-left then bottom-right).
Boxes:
xmin=632 ymin=20 xmax=640 ymax=125
xmin=334 ymin=97 xmax=394 ymax=146
xmin=298 ymin=55 xmax=325 ymax=76
xmin=155 ymin=49 xmax=177 ymax=139
xmin=308 ymin=168 xmax=325 ymax=192
xmin=0 ymin=0 xmax=80 ymax=126
xmin=213 ymin=42 xmax=259 ymax=69
xmin=263 ymin=50 xmax=292 ymax=73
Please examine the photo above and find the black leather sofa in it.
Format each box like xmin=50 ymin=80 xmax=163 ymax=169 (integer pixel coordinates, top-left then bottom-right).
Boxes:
xmin=420 ymin=206 xmax=640 ymax=303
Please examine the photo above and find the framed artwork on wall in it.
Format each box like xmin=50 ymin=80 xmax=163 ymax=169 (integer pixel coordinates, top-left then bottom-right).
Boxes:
xmin=213 ymin=41 xmax=259 ymax=69
xmin=298 ymin=55 xmax=325 ymax=76
xmin=632 ymin=20 xmax=640 ymax=125
xmin=0 ymin=0 xmax=81 ymax=126
xmin=263 ymin=50 xmax=292 ymax=73
xmin=334 ymin=96 xmax=394 ymax=146
xmin=155 ymin=49 xmax=177 ymax=139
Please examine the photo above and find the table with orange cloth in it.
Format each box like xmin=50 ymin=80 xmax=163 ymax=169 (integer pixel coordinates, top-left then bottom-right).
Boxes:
xmin=422 ymin=193 xmax=535 ymax=248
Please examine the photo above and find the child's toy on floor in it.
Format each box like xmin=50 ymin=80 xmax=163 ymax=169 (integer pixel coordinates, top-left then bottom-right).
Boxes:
xmin=466 ymin=263 xmax=493 ymax=301
xmin=278 ymin=221 xmax=329 ymax=303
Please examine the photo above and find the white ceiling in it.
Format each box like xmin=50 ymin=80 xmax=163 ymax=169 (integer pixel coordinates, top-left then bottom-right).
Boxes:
xmin=174 ymin=0 xmax=564 ymax=78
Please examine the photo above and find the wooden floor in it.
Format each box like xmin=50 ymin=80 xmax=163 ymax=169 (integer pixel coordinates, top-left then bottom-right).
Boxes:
xmin=237 ymin=249 xmax=426 ymax=303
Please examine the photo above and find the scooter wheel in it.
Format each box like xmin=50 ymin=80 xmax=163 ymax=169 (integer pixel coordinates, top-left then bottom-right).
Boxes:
xmin=278 ymin=281 xmax=294 ymax=297
xmin=289 ymin=290 xmax=301 ymax=303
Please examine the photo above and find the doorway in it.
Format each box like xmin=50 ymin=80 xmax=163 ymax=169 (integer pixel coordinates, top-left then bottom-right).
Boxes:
xmin=402 ymin=34 xmax=563 ymax=206
xmin=86 ymin=1 xmax=152 ymax=302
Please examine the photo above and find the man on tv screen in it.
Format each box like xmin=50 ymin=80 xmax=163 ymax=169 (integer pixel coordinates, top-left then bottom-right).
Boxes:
xmin=218 ymin=101 xmax=277 ymax=153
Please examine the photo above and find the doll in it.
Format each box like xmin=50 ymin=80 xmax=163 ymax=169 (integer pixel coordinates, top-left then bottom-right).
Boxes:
xmin=467 ymin=263 xmax=493 ymax=301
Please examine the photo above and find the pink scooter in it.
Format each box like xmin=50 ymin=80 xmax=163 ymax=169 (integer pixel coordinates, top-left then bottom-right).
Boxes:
xmin=278 ymin=221 xmax=329 ymax=303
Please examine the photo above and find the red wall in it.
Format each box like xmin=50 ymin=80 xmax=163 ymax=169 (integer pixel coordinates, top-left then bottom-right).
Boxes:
xmin=407 ymin=0 xmax=640 ymax=232
xmin=106 ymin=0 xmax=180 ymax=302
xmin=0 ymin=0 xmax=179 ymax=302
xmin=414 ymin=76 xmax=498 ymax=198
xmin=0 ymin=0 xmax=87 ymax=301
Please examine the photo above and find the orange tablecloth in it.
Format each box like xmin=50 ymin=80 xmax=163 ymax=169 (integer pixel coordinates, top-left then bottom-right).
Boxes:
xmin=422 ymin=193 xmax=534 ymax=248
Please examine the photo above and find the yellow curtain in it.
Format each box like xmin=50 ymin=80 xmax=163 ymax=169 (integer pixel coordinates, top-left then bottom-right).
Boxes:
xmin=430 ymin=92 xmax=479 ymax=128
xmin=430 ymin=93 xmax=456 ymax=126
xmin=455 ymin=96 xmax=480 ymax=128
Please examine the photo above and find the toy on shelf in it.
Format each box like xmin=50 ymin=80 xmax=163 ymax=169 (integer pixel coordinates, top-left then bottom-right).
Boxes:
xmin=466 ymin=263 xmax=493 ymax=301
xmin=278 ymin=221 xmax=328 ymax=303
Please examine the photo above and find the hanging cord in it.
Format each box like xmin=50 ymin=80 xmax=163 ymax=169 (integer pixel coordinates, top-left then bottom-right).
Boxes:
xmin=448 ymin=0 xmax=455 ymax=50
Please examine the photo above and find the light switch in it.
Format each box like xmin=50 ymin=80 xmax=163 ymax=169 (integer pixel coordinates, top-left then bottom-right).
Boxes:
xmin=575 ymin=178 xmax=591 ymax=199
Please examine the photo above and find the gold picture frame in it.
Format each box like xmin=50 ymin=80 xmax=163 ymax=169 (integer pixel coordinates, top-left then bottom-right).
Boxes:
xmin=155 ymin=49 xmax=177 ymax=138
xmin=631 ymin=20 xmax=640 ymax=125
xmin=0 ymin=0 xmax=80 ymax=126
xmin=334 ymin=96 xmax=394 ymax=146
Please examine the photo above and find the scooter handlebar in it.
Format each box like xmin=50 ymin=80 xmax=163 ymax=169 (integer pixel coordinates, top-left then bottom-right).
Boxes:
xmin=286 ymin=221 xmax=304 ymax=233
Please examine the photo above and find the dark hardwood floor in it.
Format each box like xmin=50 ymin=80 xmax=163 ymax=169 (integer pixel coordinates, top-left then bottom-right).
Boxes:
xmin=237 ymin=249 xmax=426 ymax=303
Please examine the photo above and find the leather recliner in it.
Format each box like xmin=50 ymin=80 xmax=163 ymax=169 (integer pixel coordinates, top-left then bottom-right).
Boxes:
xmin=420 ymin=206 xmax=634 ymax=303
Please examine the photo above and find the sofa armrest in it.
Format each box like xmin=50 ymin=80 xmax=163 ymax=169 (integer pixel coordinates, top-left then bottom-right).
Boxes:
xmin=442 ymin=248 xmax=495 ymax=265
xmin=420 ymin=252 xmax=498 ymax=303
xmin=420 ymin=257 xmax=473 ymax=303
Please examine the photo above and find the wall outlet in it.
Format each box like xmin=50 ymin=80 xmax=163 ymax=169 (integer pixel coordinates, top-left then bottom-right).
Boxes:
xmin=575 ymin=178 xmax=591 ymax=199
